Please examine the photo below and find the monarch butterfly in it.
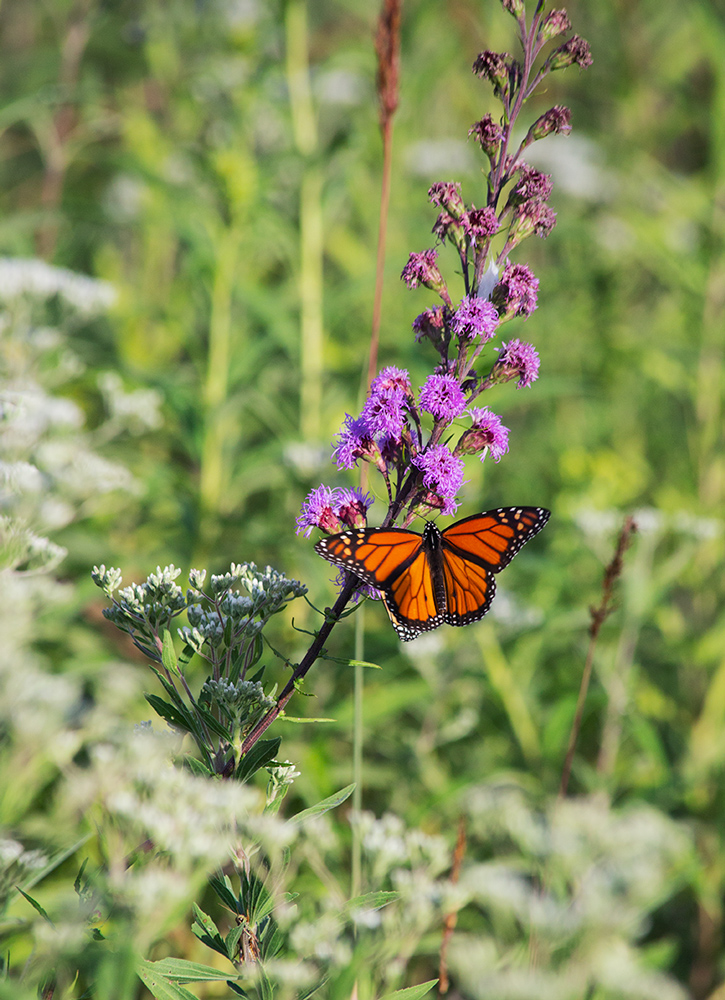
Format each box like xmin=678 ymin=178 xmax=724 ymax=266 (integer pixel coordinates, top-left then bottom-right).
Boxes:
xmin=315 ymin=506 xmax=550 ymax=641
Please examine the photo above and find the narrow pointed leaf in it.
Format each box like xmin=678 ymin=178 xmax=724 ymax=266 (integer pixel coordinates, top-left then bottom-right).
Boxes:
xmin=236 ymin=737 xmax=281 ymax=783
xmin=15 ymin=888 xmax=54 ymax=926
xmin=161 ymin=630 xmax=180 ymax=676
xmin=378 ymin=981 xmax=438 ymax=1000
xmin=290 ymin=783 xmax=355 ymax=825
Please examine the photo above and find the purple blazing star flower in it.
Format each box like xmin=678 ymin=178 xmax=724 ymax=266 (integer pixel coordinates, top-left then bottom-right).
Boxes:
xmin=496 ymin=339 xmax=540 ymax=388
xmin=401 ymin=249 xmax=443 ymax=290
xmin=413 ymin=444 xmax=466 ymax=515
xmin=296 ymin=485 xmax=344 ymax=537
xmin=462 ymin=207 xmax=500 ymax=241
xmin=495 ymin=262 xmax=539 ymax=319
xmin=511 ymin=165 xmax=553 ymax=204
xmin=360 ymin=366 xmax=412 ymax=441
xmin=541 ymin=9 xmax=572 ymax=41
xmin=332 ymin=413 xmax=373 ymax=470
xmin=467 ymin=408 xmax=510 ymax=462
xmin=370 ymin=366 xmax=411 ymax=397
xmin=428 ymin=182 xmax=465 ymax=218
xmin=336 ymin=487 xmax=374 ymax=529
xmin=547 ymin=34 xmax=593 ymax=71
xmin=529 ymin=105 xmax=572 ymax=141
xmin=413 ymin=305 xmax=448 ymax=348
xmin=418 ymin=374 xmax=467 ymax=421
xmin=361 ymin=389 xmax=407 ymax=441
xmin=468 ymin=114 xmax=503 ymax=157
xmin=450 ymin=295 xmax=499 ymax=341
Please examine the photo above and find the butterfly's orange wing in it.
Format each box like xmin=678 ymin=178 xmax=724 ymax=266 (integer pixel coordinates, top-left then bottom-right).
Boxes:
xmin=315 ymin=528 xmax=444 ymax=640
xmin=440 ymin=506 xmax=550 ymax=628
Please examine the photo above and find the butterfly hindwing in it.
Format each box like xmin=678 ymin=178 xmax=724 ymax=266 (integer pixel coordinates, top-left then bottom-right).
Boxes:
xmin=440 ymin=548 xmax=496 ymax=627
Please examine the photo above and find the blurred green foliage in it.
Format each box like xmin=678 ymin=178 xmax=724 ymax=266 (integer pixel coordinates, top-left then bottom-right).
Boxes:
xmin=1 ymin=0 xmax=725 ymax=995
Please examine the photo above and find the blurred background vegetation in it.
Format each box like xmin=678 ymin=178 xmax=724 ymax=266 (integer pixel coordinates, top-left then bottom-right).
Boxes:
xmin=1 ymin=0 xmax=725 ymax=995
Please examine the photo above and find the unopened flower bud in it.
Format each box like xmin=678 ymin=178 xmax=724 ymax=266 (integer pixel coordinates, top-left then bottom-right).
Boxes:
xmin=545 ymin=35 xmax=592 ymax=72
xmin=540 ymin=9 xmax=571 ymax=41
xmin=526 ymin=105 xmax=572 ymax=143
xmin=501 ymin=0 xmax=524 ymax=17
xmin=469 ymin=115 xmax=504 ymax=160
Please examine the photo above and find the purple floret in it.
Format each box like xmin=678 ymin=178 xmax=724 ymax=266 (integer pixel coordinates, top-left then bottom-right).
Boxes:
xmin=418 ymin=374 xmax=467 ymax=421
xmin=450 ymin=295 xmax=499 ymax=341
xmin=296 ymin=485 xmax=343 ymax=537
xmin=413 ymin=444 xmax=466 ymax=515
xmin=497 ymin=338 xmax=540 ymax=388
xmin=468 ymin=408 xmax=510 ymax=462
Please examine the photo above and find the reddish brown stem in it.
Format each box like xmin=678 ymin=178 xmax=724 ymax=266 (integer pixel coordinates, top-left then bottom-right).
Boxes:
xmin=558 ymin=515 xmax=637 ymax=798
xmin=239 ymin=576 xmax=359 ymax=755
xmin=438 ymin=817 xmax=466 ymax=995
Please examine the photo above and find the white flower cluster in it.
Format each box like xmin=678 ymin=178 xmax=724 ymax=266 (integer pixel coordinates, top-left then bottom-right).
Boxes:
xmin=449 ymin=782 xmax=693 ymax=1000
xmin=0 ymin=258 xmax=116 ymax=315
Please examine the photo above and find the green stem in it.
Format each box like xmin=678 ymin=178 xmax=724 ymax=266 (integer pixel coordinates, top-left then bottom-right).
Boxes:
xmin=199 ymin=227 xmax=240 ymax=540
xmin=351 ymin=604 xmax=365 ymax=900
xmin=285 ymin=0 xmax=323 ymax=442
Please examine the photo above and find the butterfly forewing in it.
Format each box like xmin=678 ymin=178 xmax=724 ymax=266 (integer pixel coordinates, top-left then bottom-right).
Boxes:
xmin=315 ymin=528 xmax=423 ymax=589
xmin=441 ymin=506 xmax=550 ymax=573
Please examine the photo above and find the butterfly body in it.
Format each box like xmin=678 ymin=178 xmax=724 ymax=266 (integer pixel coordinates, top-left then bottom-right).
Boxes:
xmin=315 ymin=506 xmax=550 ymax=641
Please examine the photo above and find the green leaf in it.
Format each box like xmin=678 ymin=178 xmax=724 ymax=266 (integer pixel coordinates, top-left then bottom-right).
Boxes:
xmin=177 ymin=643 xmax=196 ymax=672
xmin=196 ymin=703 xmax=233 ymax=743
xmin=15 ymin=888 xmax=54 ymax=927
xmin=224 ymin=922 xmax=246 ymax=961
xmin=322 ymin=656 xmax=382 ymax=670
xmin=136 ymin=961 xmax=202 ymax=1000
xmin=280 ymin=716 xmax=336 ymax=724
xmin=23 ymin=833 xmax=92 ymax=892
xmin=161 ymin=629 xmax=180 ymax=676
xmin=345 ymin=890 xmax=399 ymax=914
xmin=145 ymin=958 xmax=234 ymax=983
xmin=378 ymin=980 xmax=438 ymax=1000
xmin=182 ymin=755 xmax=213 ymax=777
xmin=236 ymin=737 xmax=281 ymax=783
xmin=226 ymin=983 xmax=249 ymax=998
xmin=145 ymin=693 xmax=192 ymax=734
xmin=209 ymin=873 xmax=240 ymax=912
xmin=191 ymin=903 xmax=228 ymax=959
xmin=290 ymin=783 xmax=355 ymax=825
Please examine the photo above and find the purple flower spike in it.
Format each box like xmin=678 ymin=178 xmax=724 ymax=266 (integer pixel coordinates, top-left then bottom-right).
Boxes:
xmin=467 ymin=408 xmax=510 ymax=462
xmin=296 ymin=485 xmax=343 ymax=537
xmin=418 ymin=374 xmax=467 ymax=421
xmin=496 ymin=338 xmax=540 ymax=388
xmin=450 ymin=295 xmax=499 ymax=341
xmin=413 ymin=444 xmax=466 ymax=515
xmin=362 ymin=390 xmax=407 ymax=441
